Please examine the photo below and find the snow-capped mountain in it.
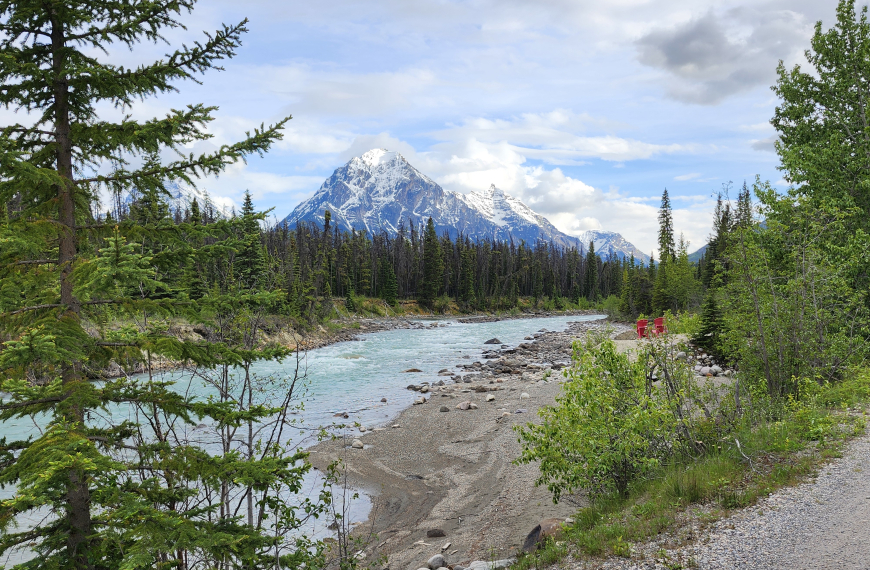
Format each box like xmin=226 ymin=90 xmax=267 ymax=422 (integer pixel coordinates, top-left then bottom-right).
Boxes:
xmin=282 ymin=149 xmax=646 ymax=260
xmin=577 ymin=230 xmax=651 ymax=264
xmin=121 ymin=183 xmax=231 ymax=220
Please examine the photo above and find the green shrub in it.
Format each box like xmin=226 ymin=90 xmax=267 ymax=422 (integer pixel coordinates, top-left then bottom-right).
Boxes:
xmin=516 ymin=338 xmax=676 ymax=499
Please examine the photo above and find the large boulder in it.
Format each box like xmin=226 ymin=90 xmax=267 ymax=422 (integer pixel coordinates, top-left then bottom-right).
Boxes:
xmin=522 ymin=518 xmax=565 ymax=552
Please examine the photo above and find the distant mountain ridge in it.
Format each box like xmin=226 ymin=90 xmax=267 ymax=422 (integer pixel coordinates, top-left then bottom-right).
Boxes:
xmin=282 ymin=149 xmax=649 ymax=262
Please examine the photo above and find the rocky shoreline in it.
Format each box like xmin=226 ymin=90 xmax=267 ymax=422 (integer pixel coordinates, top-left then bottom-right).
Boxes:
xmin=90 ymin=309 xmax=604 ymax=381
xmin=308 ymin=316 xmax=633 ymax=570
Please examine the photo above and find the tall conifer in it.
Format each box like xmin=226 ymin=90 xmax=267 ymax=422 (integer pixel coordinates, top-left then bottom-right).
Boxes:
xmin=0 ymin=2 xmax=320 ymax=567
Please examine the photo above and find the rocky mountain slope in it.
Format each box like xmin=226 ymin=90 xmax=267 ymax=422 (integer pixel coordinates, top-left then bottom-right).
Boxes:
xmin=282 ymin=149 xmax=647 ymax=260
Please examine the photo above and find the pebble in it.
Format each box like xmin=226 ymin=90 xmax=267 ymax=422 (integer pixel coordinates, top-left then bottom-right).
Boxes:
xmin=351 ymin=439 xmax=364 ymax=449
xmin=381 ymin=397 xmax=387 ymax=402
xmin=520 ymin=392 xmax=530 ymax=399
xmin=486 ymin=394 xmax=495 ymax=401
xmin=439 ymin=406 xmax=450 ymax=412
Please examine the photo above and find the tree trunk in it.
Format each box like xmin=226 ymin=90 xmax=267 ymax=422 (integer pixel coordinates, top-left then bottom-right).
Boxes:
xmin=51 ymin=11 xmax=93 ymax=569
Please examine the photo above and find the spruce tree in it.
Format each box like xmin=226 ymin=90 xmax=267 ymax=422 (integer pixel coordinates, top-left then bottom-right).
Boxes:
xmin=584 ymin=241 xmax=598 ymax=301
xmin=459 ymin=248 xmax=476 ymax=308
xmin=657 ymin=188 xmax=676 ymax=263
xmin=378 ymin=257 xmax=398 ymax=306
xmin=0 ymin=2 xmax=320 ymax=567
xmin=420 ymin=217 xmax=442 ymax=308
xmin=236 ymin=190 xmax=266 ymax=289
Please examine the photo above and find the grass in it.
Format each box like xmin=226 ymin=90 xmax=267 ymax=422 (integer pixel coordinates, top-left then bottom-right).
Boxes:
xmin=514 ymin=370 xmax=870 ymax=567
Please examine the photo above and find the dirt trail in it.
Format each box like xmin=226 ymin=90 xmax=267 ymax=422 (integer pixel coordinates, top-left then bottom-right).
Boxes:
xmin=596 ymin=426 xmax=870 ymax=570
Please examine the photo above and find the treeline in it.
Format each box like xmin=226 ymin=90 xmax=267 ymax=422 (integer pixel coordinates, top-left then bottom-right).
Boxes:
xmin=110 ymin=187 xmax=705 ymax=321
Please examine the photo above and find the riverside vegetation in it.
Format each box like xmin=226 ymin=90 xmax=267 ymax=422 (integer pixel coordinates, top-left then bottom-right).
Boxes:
xmin=2 ymin=1 xmax=870 ymax=569
xmin=512 ymin=1 xmax=870 ymax=567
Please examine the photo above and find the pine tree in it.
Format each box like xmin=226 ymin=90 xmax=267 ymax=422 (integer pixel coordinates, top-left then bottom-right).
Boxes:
xmin=0 ymin=3 xmax=321 ymax=567
xmin=420 ymin=217 xmax=442 ymax=308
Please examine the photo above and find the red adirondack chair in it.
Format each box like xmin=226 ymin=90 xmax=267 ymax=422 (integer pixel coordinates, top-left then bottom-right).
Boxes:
xmin=653 ymin=317 xmax=668 ymax=336
xmin=636 ymin=319 xmax=648 ymax=339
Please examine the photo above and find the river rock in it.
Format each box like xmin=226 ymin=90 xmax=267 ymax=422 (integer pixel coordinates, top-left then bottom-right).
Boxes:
xmin=408 ymin=384 xmax=420 ymax=391
xmin=403 ymin=368 xmax=423 ymax=373
xmin=699 ymin=366 xmax=712 ymax=376
xmin=485 ymin=394 xmax=495 ymax=401
xmin=426 ymin=528 xmax=446 ymax=538
xmin=483 ymin=338 xmax=502 ymax=345
xmin=520 ymin=392 xmax=530 ymax=399
xmin=427 ymin=554 xmax=446 ymax=569
xmin=359 ymin=426 xmax=366 ymax=432
xmin=711 ymin=365 xmax=723 ymax=375
xmin=381 ymin=397 xmax=387 ymax=402
xmin=470 ymin=402 xmax=478 ymax=409
xmin=675 ymin=351 xmax=687 ymax=361
xmin=413 ymin=397 xmax=426 ymax=405
xmin=439 ymin=406 xmax=450 ymax=412
xmin=456 ymin=401 xmax=471 ymax=410
xmin=420 ymin=386 xmax=429 ymax=393
xmin=351 ymin=439 xmax=363 ymax=449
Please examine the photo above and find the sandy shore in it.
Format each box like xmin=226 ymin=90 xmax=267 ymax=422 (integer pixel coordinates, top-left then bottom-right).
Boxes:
xmin=308 ymin=317 xmax=635 ymax=570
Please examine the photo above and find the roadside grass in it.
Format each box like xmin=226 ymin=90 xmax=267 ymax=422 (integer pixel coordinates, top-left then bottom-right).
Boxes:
xmin=514 ymin=370 xmax=870 ymax=569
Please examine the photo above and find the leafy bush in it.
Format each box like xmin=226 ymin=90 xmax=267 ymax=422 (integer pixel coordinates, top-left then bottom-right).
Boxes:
xmin=516 ymin=338 xmax=676 ymax=499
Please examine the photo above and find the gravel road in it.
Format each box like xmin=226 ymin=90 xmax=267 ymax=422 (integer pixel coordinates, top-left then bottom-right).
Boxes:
xmin=592 ymin=426 xmax=870 ymax=570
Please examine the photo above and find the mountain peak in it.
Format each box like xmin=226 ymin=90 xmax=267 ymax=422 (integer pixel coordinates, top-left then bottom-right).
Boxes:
xmin=357 ymin=148 xmax=400 ymax=168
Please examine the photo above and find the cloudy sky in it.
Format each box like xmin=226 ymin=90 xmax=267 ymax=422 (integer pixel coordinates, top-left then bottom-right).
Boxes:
xmin=93 ymin=0 xmax=848 ymax=255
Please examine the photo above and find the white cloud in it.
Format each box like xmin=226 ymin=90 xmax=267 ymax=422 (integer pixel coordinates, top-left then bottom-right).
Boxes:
xmin=674 ymin=172 xmax=701 ymax=181
xmin=430 ymin=112 xmax=689 ymax=163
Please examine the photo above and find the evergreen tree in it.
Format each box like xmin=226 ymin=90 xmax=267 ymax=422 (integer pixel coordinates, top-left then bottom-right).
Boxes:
xmin=420 ymin=217 xmax=442 ymax=307
xmin=236 ymin=190 xmax=266 ymax=288
xmin=0 ymin=3 xmax=320 ymax=567
xmin=657 ymin=188 xmax=676 ymax=263
xmin=584 ymin=241 xmax=598 ymax=301
xmin=459 ymin=247 xmax=477 ymax=308
xmin=694 ymin=290 xmax=726 ymax=359
xmin=379 ymin=257 xmax=398 ymax=305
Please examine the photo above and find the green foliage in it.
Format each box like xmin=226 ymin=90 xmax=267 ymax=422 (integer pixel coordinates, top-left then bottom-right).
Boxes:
xmin=516 ymin=338 xmax=676 ymax=500
xmin=662 ymin=310 xmax=701 ymax=337
xmin=420 ymin=217 xmax=443 ymax=307
xmin=378 ymin=257 xmax=398 ymax=305
xmin=693 ymin=291 xmax=725 ymax=359
xmin=0 ymin=1 xmax=325 ymax=567
xmin=720 ymin=181 xmax=870 ymax=397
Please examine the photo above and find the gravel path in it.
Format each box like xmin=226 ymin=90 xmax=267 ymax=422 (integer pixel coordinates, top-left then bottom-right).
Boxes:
xmin=592 ymin=426 xmax=870 ymax=570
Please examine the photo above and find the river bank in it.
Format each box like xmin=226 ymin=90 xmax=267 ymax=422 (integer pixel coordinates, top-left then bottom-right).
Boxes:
xmin=307 ymin=316 xmax=634 ymax=569
xmin=90 ymin=308 xmax=605 ymax=381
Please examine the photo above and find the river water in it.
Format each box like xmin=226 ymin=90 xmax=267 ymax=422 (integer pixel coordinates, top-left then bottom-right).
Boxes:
xmin=0 ymin=314 xmax=604 ymax=551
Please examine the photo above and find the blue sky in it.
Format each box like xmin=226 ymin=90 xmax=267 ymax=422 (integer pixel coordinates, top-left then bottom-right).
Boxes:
xmin=67 ymin=0 xmax=857 ymax=254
